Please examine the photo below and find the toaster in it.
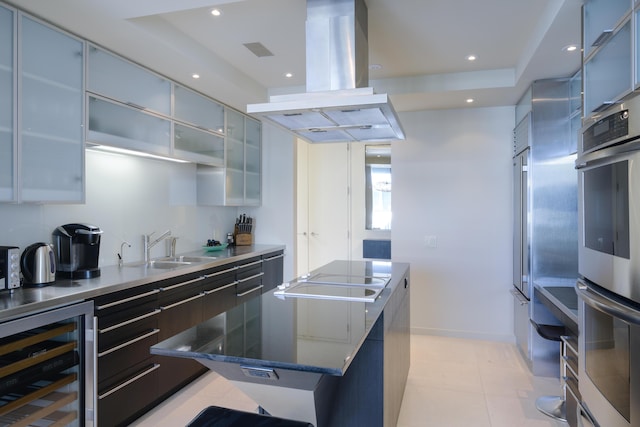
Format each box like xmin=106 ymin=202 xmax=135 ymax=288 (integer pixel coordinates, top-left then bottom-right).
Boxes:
xmin=0 ymin=246 xmax=21 ymax=290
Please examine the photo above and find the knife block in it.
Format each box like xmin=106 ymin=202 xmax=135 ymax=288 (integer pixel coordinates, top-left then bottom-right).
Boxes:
xmin=234 ymin=224 xmax=252 ymax=246
xmin=234 ymin=233 xmax=252 ymax=246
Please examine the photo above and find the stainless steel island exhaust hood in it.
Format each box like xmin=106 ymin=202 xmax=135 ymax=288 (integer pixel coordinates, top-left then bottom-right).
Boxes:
xmin=247 ymin=0 xmax=405 ymax=143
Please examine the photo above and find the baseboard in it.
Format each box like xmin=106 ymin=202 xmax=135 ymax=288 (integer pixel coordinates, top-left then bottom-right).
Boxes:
xmin=410 ymin=327 xmax=515 ymax=344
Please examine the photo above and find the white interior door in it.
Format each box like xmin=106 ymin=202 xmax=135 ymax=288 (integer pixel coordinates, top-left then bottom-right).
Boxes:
xmin=296 ymin=139 xmax=310 ymax=276
xmin=296 ymin=141 xmax=350 ymax=274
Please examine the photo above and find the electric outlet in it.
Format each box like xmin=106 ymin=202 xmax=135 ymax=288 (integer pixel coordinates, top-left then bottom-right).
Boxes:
xmin=425 ymin=235 xmax=437 ymax=248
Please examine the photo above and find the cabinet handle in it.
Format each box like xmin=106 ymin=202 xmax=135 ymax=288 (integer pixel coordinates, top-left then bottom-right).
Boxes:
xmin=237 ymin=285 xmax=263 ymax=297
xmin=96 ymin=289 xmax=160 ymax=310
xmin=160 ymin=293 xmax=205 ymax=310
xmin=125 ymin=101 xmax=146 ymax=110
xmin=264 ymin=254 xmax=284 ymax=261
xmin=98 ymin=309 xmax=161 ymax=334
xmin=510 ymin=289 xmax=528 ymax=305
xmin=203 ymin=266 xmax=238 ymax=278
xmin=592 ymin=29 xmax=613 ymax=47
xmin=239 ymin=260 xmax=263 ymax=268
xmin=98 ymin=363 xmax=160 ymax=400
xmin=204 ymin=281 xmax=237 ymax=295
xmin=98 ymin=329 xmax=160 ymax=358
xmin=238 ymin=272 xmax=264 ymax=283
xmin=592 ymin=101 xmax=616 ymax=113
xmin=160 ymin=276 xmax=205 ymax=291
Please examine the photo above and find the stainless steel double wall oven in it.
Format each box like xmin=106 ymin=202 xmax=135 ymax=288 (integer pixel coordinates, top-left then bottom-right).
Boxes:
xmin=576 ymin=95 xmax=640 ymax=427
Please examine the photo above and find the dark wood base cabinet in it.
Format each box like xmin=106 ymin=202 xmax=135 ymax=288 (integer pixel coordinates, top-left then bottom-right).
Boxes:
xmin=92 ymin=251 xmax=284 ymax=426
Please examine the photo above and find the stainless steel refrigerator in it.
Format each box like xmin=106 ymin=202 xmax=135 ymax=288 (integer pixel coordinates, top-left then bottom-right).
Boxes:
xmin=512 ymin=78 xmax=579 ymax=377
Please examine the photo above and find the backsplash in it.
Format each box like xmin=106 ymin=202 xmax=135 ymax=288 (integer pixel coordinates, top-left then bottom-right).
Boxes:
xmin=0 ymin=150 xmax=237 ymax=266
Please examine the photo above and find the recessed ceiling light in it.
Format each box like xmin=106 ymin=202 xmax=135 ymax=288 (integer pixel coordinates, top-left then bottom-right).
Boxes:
xmin=563 ymin=44 xmax=578 ymax=52
xmin=192 ymin=74 xmax=200 ymax=79
xmin=466 ymin=98 xmax=474 ymax=103
xmin=466 ymin=55 xmax=476 ymax=61
xmin=210 ymin=8 xmax=222 ymax=17
xmin=285 ymin=72 xmax=293 ymax=78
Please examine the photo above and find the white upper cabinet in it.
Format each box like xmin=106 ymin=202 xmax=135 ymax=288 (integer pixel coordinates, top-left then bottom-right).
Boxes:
xmin=87 ymin=45 xmax=171 ymax=115
xmin=19 ymin=14 xmax=84 ymax=202
xmin=0 ymin=5 xmax=15 ymax=201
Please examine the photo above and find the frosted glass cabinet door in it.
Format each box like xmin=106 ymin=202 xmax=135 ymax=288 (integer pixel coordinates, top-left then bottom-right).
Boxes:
xmin=174 ymin=85 xmax=224 ymax=131
xmin=583 ymin=0 xmax=631 ymax=58
xmin=583 ymin=20 xmax=632 ymax=114
xmin=87 ymin=45 xmax=171 ymax=116
xmin=245 ymin=118 xmax=261 ymax=205
xmin=0 ymin=5 xmax=14 ymax=201
xmin=19 ymin=16 xmax=84 ymax=202
xmin=226 ymin=109 xmax=245 ymax=171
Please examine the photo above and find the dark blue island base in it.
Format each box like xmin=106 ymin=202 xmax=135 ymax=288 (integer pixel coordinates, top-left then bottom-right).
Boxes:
xmin=152 ymin=260 xmax=410 ymax=427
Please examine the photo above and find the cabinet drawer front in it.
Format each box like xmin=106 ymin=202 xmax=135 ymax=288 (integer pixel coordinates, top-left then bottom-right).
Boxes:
xmin=203 ymin=281 xmax=237 ymax=320
xmin=98 ymin=327 xmax=159 ymax=384
xmin=158 ymin=295 xmax=204 ymax=339
xmin=97 ymin=362 xmax=160 ymax=427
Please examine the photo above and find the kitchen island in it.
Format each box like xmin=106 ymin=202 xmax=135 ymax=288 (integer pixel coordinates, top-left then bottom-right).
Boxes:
xmin=151 ymin=260 xmax=410 ymax=427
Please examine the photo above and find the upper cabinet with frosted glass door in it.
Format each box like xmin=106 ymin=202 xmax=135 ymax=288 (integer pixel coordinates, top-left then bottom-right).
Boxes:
xmin=173 ymin=85 xmax=225 ymax=165
xmin=19 ymin=14 xmax=84 ymax=202
xmin=197 ymin=108 xmax=261 ymax=206
xmin=0 ymin=5 xmax=15 ymax=201
xmin=582 ymin=0 xmax=633 ymax=116
xmin=86 ymin=44 xmax=171 ymax=156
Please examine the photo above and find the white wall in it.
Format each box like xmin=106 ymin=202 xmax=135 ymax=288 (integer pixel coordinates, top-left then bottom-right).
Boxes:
xmin=393 ymin=107 xmax=515 ymax=341
xmin=0 ymin=150 xmax=237 ymax=267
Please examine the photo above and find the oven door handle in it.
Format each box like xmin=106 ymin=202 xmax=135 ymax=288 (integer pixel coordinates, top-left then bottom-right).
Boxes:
xmin=577 ymin=279 xmax=640 ymax=325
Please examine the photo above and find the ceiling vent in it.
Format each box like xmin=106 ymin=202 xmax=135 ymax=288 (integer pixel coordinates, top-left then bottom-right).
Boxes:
xmin=247 ymin=0 xmax=404 ymax=143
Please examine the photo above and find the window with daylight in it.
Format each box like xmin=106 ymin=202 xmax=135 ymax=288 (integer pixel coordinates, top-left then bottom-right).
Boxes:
xmin=365 ymin=145 xmax=391 ymax=230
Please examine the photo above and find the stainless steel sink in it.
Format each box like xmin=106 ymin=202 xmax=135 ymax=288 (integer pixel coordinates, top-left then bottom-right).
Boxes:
xmin=155 ymin=255 xmax=217 ymax=263
xmin=124 ymin=255 xmax=218 ymax=269
xmin=125 ymin=260 xmax=192 ymax=269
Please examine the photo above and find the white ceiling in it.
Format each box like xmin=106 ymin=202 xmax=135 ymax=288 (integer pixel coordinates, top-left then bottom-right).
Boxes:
xmin=7 ymin=0 xmax=583 ymax=114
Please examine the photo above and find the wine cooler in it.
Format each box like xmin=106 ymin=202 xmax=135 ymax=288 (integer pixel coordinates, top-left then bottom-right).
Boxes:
xmin=0 ymin=302 xmax=94 ymax=426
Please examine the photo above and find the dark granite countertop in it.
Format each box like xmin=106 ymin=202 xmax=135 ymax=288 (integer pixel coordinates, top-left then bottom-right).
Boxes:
xmin=0 ymin=244 xmax=285 ymax=322
xmin=151 ymin=260 xmax=410 ymax=376
xmin=533 ymin=277 xmax=578 ymax=333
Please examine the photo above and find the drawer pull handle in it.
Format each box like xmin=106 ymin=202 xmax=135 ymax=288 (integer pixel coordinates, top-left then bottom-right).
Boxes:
xmin=264 ymin=254 xmax=284 ymax=261
xmin=160 ymin=293 xmax=205 ymax=310
xmin=237 ymin=285 xmax=263 ymax=297
xmin=99 ymin=309 xmax=161 ymax=334
xmin=98 ymin=329 xmax=159 ymax=358
xmin=96 ymin=289 xmax=160 ymax=310
xmin=238 ymin=272 xmax=264 ymax=283
xmin=239 ymin=260 xmax=263 ymax=268
xmin=98 ymin=363 xmax=160 ymax=400
xmin=160 ymin=276 xmax=205 ymax=291
xmin=204 ymin=281 xmax=237 ymax=295
xmin=203 ymin=267 xmax=238 ymax=278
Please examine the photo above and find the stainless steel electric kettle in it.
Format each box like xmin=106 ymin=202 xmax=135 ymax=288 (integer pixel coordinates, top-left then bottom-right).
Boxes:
xmin=21 ymin=242 xmax=56 ymax=286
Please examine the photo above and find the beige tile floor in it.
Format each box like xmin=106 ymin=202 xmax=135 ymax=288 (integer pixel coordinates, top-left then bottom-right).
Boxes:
xmin=131 ymin=335 xmax=567 ymax=426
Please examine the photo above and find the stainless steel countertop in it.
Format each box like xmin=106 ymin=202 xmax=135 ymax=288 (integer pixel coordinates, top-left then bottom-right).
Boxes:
xmin=0 ymin=244 xmax=285 ymax=323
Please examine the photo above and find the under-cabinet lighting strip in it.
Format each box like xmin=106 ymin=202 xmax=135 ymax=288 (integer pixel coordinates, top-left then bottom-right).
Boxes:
xmin=86 ymin=144 xmax=191 ymax=164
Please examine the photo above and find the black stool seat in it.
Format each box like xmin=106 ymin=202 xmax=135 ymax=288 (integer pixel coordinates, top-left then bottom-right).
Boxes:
xmin=187 ymin=406 xmax=314 ymax=427
xmin=530 ymin=320 xmax=566 ymax=341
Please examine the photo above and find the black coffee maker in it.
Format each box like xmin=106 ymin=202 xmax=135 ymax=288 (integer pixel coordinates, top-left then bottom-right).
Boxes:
xmin=53 ymin=223 xmax=103 ymax=279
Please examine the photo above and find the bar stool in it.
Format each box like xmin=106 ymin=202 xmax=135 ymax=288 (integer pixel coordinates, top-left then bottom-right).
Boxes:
xmin=531 ymin=320 xmax=567 ymax=422
xmin=187 ymin=405 xmax=314 ymax=427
